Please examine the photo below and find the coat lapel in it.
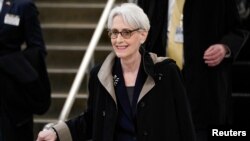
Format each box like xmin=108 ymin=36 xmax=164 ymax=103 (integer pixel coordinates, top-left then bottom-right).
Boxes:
xmin=113 ymin=56 xmax=148 ymax=119
xmin=97 ymin=52 xmax=117 ymax=105
xmin=131 ymin=61 xmax=147 ymax=116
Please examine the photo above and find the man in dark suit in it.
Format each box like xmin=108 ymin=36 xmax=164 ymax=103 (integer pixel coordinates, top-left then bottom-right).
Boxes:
xmin=137 ymin=0 xmax=249 ymax=140
xmin=182 ymin=0 xmax=249 ymax=140
xmin=0 ymin=0 xmax=51 ymax=141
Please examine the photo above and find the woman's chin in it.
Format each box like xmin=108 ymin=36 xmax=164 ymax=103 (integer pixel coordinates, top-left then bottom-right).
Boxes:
xmin=115 ymin=53 xmax=127 ymax=59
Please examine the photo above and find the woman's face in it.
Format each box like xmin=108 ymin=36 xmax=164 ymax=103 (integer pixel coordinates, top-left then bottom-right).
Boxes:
xmin=110 ymin=15 xmax=147 ymax=59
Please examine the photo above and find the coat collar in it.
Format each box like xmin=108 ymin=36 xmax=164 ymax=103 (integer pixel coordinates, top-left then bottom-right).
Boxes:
xmin=97 ymin=52 xmax=117 ymax=104
xmin=97 ymin=47 xmax=169 ymax=105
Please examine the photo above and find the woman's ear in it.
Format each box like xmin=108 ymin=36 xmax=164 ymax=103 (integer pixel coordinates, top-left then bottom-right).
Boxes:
xmin=140 ymin=31 xmax=148 ymax=44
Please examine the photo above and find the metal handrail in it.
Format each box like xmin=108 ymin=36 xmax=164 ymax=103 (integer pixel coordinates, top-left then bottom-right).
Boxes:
xmin=58 ymin=0 xmax=116 ymax=122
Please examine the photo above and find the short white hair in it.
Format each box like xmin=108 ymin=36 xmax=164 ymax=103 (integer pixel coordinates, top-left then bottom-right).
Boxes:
xmin=107 ymin=3 xmax=150 ymax=31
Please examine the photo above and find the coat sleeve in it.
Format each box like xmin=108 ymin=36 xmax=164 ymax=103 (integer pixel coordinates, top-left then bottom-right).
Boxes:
xmin=21 ymin=0 xmax=47 ymax=54
xmin=220 ymin=0 xmax=249 ymax=59
xmin=62 ymin=66 xmax=101 ymax=141
xmin=0 ymin=48 xmax=51 ymax=115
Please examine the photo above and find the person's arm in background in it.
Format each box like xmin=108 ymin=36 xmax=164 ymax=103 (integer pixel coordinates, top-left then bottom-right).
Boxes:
xmin=20 ymin=0 xmax=51 ymax=114
xmin=22 ymin=0 xmax=47 ymax=55
xmin=203 ymin=0 xmax=249 ymax=67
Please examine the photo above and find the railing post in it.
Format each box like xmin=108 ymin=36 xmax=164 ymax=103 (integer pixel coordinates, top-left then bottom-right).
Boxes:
xmin=58 ymin=0 xmax=116 ymax=122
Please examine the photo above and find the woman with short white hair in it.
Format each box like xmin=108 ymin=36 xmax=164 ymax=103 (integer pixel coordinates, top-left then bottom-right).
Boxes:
xmin=36 ymin=3 xmax=195 ymax=141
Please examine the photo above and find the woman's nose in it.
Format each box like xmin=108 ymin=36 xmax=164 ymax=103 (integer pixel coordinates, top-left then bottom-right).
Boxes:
xmin=116 ymin=33 xmax=124 ymax=42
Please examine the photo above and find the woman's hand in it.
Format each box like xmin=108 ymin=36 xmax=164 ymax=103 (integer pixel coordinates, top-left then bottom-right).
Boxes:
xmin=36 ymin=129 xmax=57 ymax=141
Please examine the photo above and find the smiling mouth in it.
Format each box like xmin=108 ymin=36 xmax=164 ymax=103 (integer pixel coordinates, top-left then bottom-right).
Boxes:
xmin=116 ymin=45 xmax=128 ymax=50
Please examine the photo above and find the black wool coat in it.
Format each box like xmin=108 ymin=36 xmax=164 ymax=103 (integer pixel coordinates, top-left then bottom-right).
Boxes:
xmin=54 ymin=49 xmax=196 ymax=141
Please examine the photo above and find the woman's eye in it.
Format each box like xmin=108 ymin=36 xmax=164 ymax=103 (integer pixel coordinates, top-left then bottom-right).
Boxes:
xmin=122 ymin=31 xmax=130 ymax=35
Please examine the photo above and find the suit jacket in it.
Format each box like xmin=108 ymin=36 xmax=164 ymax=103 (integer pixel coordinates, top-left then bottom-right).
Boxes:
xmin=0 ymin=0 xmax=51 ymax=141
xmin=182 ymin=0 xmax=249 ymax=129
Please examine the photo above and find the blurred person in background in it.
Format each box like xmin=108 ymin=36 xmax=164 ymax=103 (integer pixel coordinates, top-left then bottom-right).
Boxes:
xmin=0 ymin=0 xmax=51 ymax=141
xmin=182 ymin=0 xmax=249 ymax=140
xmin=135 ymin=0 xmax=168 ymax=57
xmin=136 ymin=0 xmax=249 ymax=140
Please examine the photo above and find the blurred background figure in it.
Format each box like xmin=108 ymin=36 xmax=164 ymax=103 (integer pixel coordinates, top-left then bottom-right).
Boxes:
xmin=136 ymin=0 xmax=168 ymax=57
xmin=232 ymin=0 xmax=250 ymax=127
xmin=182 ymin=0 xmax=249 ymax=140
xmin=136 ymin=0 xmax=249 ymax=141
xmin=0 ymin=0 xmax=51 ymax=141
